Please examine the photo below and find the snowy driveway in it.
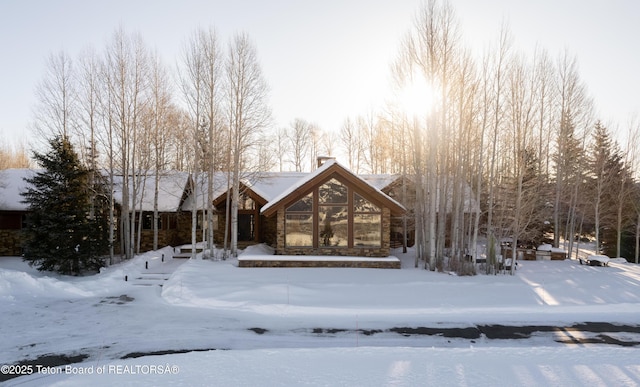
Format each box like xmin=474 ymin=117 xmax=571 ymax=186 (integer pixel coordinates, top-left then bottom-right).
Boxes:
xmin=3 ymin=247 xmax=640 ymax=385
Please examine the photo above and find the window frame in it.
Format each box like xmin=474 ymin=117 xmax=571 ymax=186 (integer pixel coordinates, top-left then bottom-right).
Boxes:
xmin=283 ymin=177 xmax=383 ymax=250
xmin=284 ymin=193 xmax=314 ymax=248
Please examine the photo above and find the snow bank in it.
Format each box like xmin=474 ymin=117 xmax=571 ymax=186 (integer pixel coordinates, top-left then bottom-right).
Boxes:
xmin=537 ymin=244 xmax=566 ymax=253
xmin=0 ymin=270 xmax=93 ymax=300
xmin=587 ymin=255 xmax=610 ymax=264
xmin=0 ymin=246 xmax=176 ymax=301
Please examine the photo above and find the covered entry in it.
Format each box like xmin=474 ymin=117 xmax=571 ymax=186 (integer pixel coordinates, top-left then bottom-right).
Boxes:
xmin=213 ymin=186 xmax=266 ymax=245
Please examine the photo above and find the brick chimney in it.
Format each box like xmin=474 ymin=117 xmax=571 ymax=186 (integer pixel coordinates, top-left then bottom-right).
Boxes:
xmin=317 ymin=155 xmax=336 ymax=168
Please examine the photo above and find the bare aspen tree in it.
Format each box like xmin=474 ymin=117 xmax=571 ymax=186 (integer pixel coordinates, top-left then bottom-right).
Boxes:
xmin=146 ymin=50 xmax=174 ymax=251
xmin=485 ymin=24 xmax=512 ymax=268
xmin=358 ymin=112 xmax=385 ymax=174
xmin=505 ymin=54 xmax=538 ymax=274
xmin=431 ymin=1 xmax=460 ymax=271
xmin=308 ymin=123 xmax=321 ymax=171
xmin=339 ymin=117 xmax=363 ymax=173
xmin=532 ymin=47 xmax=556 ymax=182
xmin=32 ymin=51 xmax=78 ymax=146
xmin=103 ymin=27 xmax=150 ymax=260
xmin=226 ymin=32 xmax=271 ymax=257
xmin=75 ymin=46 xmax=119 ymax=262
xmin=470 ymin=51 xmax=493 ymax=269
xmin=287 ymin=118 xmax=312 ymax=171
xmin=197 ymin=27 xmax=225 ymax=256
xmin=625 ymin=117 xmax=640 ymax=263
xmin=318 ymin=130 xmax=337 ymax=161
xmin=75 ymin=47 xmax=103 ymax=170
xmin=553 ymin=51 xmax=592 ymax=253
xmin=180 ymin=31 xmax=203 ymax=258
xmin=275 ymin=128 xmax=287 ymax=172
xmin=180 ymin=28 xmax=219 ymax=258
xmin=450 ymin=49 xmax=479 ymax=271
xmin=396 ymin=0 xmax=463 ymax=270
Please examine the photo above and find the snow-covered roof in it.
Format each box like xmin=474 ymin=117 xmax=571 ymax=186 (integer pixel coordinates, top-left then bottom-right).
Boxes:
xmin=0 ymin=169 xmax=37 ymax=211
xmin=359 ymin=173 xmax=399 ymax=191
xmin=260 ymin=159 xmax=406 ymax=216
xmin=246 ymin=172 xmax=309 ymax=202
xmin=107 ymin=171 xmax=190 ymax=212
xmin=182 ymin=171 xmax=328 ymax=211
xmin=3 ymin=166 xmax=478 ymax=216
xmin=0 ymin=169 xmax=193 ymax=213
xmin=180 ymin=171 xmax=232 ymax=212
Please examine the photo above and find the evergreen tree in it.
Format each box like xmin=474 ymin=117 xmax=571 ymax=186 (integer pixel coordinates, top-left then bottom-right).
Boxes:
xmin=588 ymin=121 xmax=625 ymax=254
xmin=21 ymin=135 xmax=109 ymax=275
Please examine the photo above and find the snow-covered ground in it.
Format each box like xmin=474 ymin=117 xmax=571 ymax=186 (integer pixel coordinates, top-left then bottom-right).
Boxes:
xmin=2 ymin=245 xmax=640 ymax=386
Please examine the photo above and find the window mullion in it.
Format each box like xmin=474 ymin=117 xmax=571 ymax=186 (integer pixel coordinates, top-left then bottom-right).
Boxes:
xmin=348 ymin=188 xmax=353 ymax=248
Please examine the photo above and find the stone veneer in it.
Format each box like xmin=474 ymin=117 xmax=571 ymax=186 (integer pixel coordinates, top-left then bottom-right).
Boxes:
xmin=238 ymin=257 xmax=400 ymax=269
xmin=0 ymin=229 xmax=22 ymax=256
xmin=275 ymin=207 xmax=392 ymax=257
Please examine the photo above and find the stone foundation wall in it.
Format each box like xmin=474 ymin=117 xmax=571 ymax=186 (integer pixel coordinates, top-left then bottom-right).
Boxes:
xmin=261 ymin=215 xmax=277 ymax=247
xmin=176 ymin=212 xmax=202 ymax=246
xmin=0 ymin=229 xmax=22 ymax=256
xmin=239 ymin=258 xmax=400 ymax=269
xmin=137 ymin=229 xmax=179 ymax=252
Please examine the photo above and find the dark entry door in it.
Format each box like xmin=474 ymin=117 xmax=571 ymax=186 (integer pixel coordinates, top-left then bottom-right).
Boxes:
xmin=238 ymin=214 xmax=254 ymax=241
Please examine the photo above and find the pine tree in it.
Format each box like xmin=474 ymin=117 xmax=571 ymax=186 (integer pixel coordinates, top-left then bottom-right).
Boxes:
xmin=21 ymin=136 xmax=109 ymax=275
xmin=588 ymin=121 xmax=624 ymax=255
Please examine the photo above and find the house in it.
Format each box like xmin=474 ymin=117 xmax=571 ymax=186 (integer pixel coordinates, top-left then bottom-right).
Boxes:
xmin=1 ymin=161 xmax=479 ymax=266
xmin=259 ymin=158 xmax=405 ymax=257
xmin=0 ymin=170 xmax=195 ymax=256
xmin=202 ymin=159 xmax=405 ymax=257
xmin=111 ymin=172 xmax=192 ymax=251
xmin=0 ymin=169 xmax=35 ymax=256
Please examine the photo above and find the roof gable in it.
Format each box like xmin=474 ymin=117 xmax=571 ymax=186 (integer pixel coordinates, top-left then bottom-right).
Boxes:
xmin=260 ymin=160 xmax=406 ymax=217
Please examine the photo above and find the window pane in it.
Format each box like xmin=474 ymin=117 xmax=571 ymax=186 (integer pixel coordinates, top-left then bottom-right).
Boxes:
xmin=142 ymin=213 xmax=153 ymax=230
xmin=286 ymin=193 xmax=313 ymax=212
xmin=285 ymin=214 xmax=313 ymax=247
xmin=318 ymin=206 xmax=348 ymax=247
xmin=239 ymin=193 xmax=255 ymax=210
xmin=354 ymin=214 xmax=381 ymax=247
xmin=354 ymin=193 xmax=380 ymax=212
xmin=319 ymin=178 xmax=348 ymax=204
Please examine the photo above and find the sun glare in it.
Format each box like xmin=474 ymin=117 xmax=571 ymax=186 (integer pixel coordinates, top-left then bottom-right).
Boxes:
xmin=398 ymin=72 xmax=437 ymax=118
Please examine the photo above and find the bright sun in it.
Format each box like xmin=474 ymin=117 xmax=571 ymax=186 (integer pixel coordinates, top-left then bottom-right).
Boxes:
xmin=397 ymin=72 xmax=437 ymax=117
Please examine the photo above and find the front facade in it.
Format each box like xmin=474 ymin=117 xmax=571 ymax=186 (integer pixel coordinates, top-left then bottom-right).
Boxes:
xmin=261 ymin=160 xmax=405 ymax=257
xmin=1 ymin=163 xmax=412 ymax=258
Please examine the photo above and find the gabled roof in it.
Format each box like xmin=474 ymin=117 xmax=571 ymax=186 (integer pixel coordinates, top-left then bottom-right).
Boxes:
xmin=180 ymin=172 xmax=231 ymax=212
xmin=0 ymin=169 xmax=37 ymax=211
xmin=208 ymin=171 xmax=309 ymax=207
xmin=359 ymin=173 xmax=400 ymax=191
xmin=260 ymin=159 xmax=406 ymax=217
xmin=112 ymin=171 xmax=190 ymax=212
xmin=246 ymin=172 xmax=309 ymax=202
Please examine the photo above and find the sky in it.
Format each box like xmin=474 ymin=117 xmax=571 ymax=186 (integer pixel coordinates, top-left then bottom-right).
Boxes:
xmin=1 ymin=0 xmax=639 ymax=147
